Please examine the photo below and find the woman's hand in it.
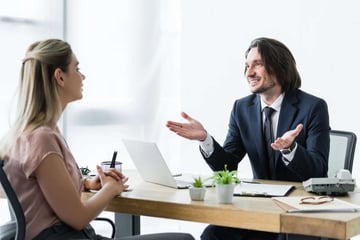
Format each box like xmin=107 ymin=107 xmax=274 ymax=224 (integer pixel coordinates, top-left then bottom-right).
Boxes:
xmin=85 ymin=167 xmax=128 ymax=192
xmin=95 ymin=165 xmax=129 ymax=195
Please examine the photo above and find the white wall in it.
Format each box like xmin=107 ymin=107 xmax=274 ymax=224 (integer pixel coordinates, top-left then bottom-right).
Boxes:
xmin=174 ymin=0 xmax=360 ymax=180
xmin=64 ymin=0 xmax=360 ymax=183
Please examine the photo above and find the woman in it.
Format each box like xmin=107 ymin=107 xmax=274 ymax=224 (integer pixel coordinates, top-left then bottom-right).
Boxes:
xmin=0 ymin=39 xmax=194 ymax=240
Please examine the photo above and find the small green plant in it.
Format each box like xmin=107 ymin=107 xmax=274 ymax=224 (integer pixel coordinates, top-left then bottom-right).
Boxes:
xmin=80 ymin=166 xmax=90 ymax=176
xmin=192 ymin=176 xmax=204 ymax=188
xmin=209 ymin=164 xmax=240 ymax=185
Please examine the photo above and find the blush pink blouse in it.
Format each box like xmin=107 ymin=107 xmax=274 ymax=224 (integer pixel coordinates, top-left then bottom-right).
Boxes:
xmin=4 ymin=126 xmax=84 ymax=240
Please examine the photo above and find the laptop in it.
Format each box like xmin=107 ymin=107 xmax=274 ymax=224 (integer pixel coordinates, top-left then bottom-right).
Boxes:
xmin=123 ymin=139 xmax=205 ymax=189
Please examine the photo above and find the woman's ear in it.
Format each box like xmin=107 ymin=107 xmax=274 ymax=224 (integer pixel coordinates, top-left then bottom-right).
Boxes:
xmin=54 ymin=68 xmax=65 ymax=87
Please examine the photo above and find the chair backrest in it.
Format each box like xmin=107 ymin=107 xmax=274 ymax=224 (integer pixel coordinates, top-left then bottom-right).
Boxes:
xmin=0 ymin=159 xmax=26 ymax=240
xmin=328 ymin=130 xmax=357 ymax=177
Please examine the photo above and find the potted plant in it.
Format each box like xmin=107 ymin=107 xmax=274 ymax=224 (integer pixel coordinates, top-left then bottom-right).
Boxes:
xmin=209 ymin=164 xmax=240 ymax=204
xmin=189 ymin=176 xmax=206 ymax=201
xmin=80 ymin=166 xmax=91 ymax=177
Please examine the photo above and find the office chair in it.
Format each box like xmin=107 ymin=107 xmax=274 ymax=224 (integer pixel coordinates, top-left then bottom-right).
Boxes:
xmin=92 ymin=217 xmax=115 ymax=239
xmin=328 ymin=130 xmax=357 ymax=177
xmin=0 ymin=159 xmax=115 ymax=239
xmin=0 ymin=159 xmax=26 ymax=240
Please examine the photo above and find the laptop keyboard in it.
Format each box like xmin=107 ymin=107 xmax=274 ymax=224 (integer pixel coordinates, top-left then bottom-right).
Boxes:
xmin=175 ymin=179 xmax=191 ymax=188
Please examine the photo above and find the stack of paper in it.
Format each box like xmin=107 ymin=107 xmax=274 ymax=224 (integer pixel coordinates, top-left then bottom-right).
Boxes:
xmin=233 ymin=182 xmax=294 ymax=197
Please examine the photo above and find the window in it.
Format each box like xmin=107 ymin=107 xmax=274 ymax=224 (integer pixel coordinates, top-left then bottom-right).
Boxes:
xmin=0 ymin=0 xmax=64 ymax=136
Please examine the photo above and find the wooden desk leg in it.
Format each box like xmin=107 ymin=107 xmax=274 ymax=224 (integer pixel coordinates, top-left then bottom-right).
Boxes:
xmin=114 ymin=213 xmax=140 ymax=238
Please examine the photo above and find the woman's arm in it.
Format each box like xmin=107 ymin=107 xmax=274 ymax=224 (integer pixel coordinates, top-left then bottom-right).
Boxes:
xmin=35 ymin=153 xmax=128 ymax=230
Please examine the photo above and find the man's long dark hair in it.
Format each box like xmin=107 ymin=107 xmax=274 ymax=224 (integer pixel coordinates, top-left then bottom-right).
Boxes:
xmin=245 ymin=37 xmax=301 ymax=92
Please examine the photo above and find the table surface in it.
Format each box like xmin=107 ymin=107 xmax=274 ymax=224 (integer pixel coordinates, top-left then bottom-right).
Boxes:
xmin=81 ymin=170 xmax=360 ymax=240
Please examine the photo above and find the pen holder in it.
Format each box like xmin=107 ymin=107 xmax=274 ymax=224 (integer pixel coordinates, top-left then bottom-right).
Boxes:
xmin=101 ymin=161 xmax=122 ymax=172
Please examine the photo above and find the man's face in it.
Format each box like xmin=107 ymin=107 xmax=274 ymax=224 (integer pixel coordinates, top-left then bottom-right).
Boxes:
xmin=245 ymin=47 xmax=277 ymax=94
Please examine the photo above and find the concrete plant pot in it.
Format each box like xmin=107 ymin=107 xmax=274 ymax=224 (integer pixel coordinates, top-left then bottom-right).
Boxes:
xmin=189 ymin=186 xmax=206 ymax=201
xmin=216 ymin=183 xmax=235 ymax=204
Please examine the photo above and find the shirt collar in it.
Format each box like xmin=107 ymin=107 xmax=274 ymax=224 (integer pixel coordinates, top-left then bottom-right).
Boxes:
xmin=261 ymin=93 xmax=284 ymax=113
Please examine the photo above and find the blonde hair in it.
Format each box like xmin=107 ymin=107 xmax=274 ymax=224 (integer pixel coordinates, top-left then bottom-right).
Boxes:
xmin=0 ymin=39 xmax=72 ymax=158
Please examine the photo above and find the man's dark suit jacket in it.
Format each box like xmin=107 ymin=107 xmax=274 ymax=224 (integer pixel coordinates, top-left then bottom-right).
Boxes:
xmin=202 ymin=89 xmax=330 ymax=182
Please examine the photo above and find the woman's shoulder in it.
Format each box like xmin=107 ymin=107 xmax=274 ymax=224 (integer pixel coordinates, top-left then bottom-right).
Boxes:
xmin=24 ymin=126 xmax=62 ymax=145
xmin=28 ymin=126 xmax=59 ymax=136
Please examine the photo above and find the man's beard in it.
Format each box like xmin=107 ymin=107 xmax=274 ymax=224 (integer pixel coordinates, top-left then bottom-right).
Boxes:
xmin=251 ymin=79 xmax=276 ymax=94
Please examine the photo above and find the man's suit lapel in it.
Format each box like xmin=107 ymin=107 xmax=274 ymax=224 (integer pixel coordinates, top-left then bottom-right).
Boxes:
xmin=248 ymin=96 xmax=264 ymax=155
xmin=248 ymin=96 xmax=270 ymax=178
xmin=277 ymin=91 xmax=299 ymax=137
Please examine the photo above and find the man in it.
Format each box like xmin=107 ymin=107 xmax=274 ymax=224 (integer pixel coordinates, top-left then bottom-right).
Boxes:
xmin=166 ymin=37 xmax=330 ymax=240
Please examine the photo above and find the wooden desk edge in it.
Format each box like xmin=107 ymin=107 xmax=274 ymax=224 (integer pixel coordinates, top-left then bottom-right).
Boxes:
xmin=281 ymin=211 xmax=360 ymax=239
xmin=81 ymin=191 xmax=280 ymax=233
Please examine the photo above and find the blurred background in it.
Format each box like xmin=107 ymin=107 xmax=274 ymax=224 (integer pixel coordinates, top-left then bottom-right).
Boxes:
xmin=1 ymin=0 xmax=360 ymax=239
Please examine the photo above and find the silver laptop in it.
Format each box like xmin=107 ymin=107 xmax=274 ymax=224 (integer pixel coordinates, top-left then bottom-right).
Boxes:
xmin=123 ymin=139 xmax=194 ymax=189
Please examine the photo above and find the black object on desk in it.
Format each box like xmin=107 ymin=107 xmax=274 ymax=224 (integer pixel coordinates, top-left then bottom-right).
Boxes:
xmin=110 ymin=151 xmax=118 ymax=168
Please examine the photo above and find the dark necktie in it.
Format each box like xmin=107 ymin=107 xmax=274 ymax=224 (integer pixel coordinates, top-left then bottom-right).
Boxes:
xmin=263 ymin=107 xmax=275 ymax=179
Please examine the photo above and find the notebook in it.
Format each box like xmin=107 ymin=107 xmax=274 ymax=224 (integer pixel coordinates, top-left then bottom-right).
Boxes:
xmin=123 ymin=139 xmax=202 ymax=189
xmin=272 ymin=196 xmax=360 ymax=213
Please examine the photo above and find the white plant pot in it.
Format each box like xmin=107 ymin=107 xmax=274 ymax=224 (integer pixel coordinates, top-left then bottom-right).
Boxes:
xmin=189 ymin=186 xmax=206 ymax=201
xmin=216 ymin=183 xmax=235 ymax=204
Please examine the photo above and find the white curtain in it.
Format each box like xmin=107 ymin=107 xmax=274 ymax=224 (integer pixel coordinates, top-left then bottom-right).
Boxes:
xmin=0 ymin=0 xmax=64 ymax=136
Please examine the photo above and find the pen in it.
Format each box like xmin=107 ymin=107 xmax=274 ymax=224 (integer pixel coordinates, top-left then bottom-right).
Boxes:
xmin=241 ymin=180 xmax=260 ymax=184
xmin=110 ymin=151 xmax=118 ymax=168
xmin=234 ymin=192 xmax=269 ymax=197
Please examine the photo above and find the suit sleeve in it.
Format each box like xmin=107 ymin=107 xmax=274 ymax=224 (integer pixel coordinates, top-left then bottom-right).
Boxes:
xmin=200 ymin=102 xmax=247 ymax=172
xmin=286 ymin=98 xmax=330 ymax=180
